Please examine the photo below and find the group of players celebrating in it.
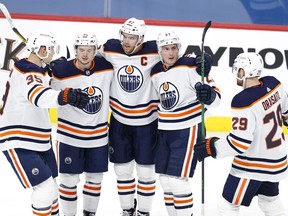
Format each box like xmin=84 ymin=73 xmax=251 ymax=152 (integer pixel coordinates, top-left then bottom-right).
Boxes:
xmin=0 ymin=17 xmax=287 ymax=216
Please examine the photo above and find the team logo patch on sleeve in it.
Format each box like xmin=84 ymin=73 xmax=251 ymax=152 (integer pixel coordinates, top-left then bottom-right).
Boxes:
xmin=83 ymin=86 xmax=103 ymax=114
xmin=117 ymin=65 xmax=143 ymax=92
xmin=160 ymin=82 xmax=179 ymax=110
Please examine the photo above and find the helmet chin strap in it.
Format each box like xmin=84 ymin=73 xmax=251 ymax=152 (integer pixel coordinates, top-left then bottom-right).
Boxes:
xmin=35 ymin=51 xmax=49 ymax=68
xmin=36 ymin=52 xmax=49 ymax=60
xmin=237 ymin=76 xmax=247 ymax=89
xmin=128 ymin=42 xmax=142 ymax=55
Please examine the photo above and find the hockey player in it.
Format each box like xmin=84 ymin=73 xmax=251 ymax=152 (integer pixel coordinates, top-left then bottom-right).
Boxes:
xmin=0 ymin=30 xmax=89 ymax=216
xmin=50 ymin=32 xmax=114 ymax=216
xmin=194 ymin=52 xmax=288 ymax=216
xmin=97 ymin=18 xmax=212 ymax=216
xmin=150 ymin=31 xmax=221 ymax=216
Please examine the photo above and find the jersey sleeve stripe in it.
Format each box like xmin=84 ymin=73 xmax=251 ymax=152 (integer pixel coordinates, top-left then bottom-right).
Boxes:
xmin=231 ymin=139 xmax=249 ymax=151
xmin=27 ymin=84 xmax=39 ymax=100
xmin=28 ymin=85 xmax=46 ymax=104
xmin=226 ymin=136 xmax=244 ymax=154
xmin=34 ymin=87 xmax=52 ymax=107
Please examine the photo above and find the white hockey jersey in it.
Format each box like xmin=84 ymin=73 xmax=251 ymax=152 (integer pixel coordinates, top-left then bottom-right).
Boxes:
xmin=215 ymin=76 xmax=288 ymax=182
xmin=150 ymin=57 xmax=221 ymax=130
xmin=0 ymin=58 xmax=61 ymax=151
xmin=51 ymin=57 xmax=114 ymax=148
xmin=98 ymin=39 xmax=160 ymax=126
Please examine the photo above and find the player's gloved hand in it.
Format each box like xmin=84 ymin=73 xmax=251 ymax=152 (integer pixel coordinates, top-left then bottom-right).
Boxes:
xmin=195 ymin=82 xmax=216 ymax=105
xmin=46 ymin=56 xmax=67 ymax=77
xmin=195 ymin=53 xmax=212 ymax=77
xmin=58 ymin=88 xmax=89 ymax=109
xmin=282 ymin=115 xmax=288 ymax=127
xmin=194 ymin=137 xmax=219 ymax=162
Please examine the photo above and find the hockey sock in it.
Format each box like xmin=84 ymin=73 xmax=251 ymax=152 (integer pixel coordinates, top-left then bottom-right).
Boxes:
xmin=159 ymin=175 xmax=176 ymax=216
xmin=173 ymin=193 xmax=193 ymax=216
xmin=51 ymin=198 xmax=59 ymax=215
xmin=137 ymin=179 xmax=156 ymax=213
xmin=169 ymin=177 xmax=193 ymax=216
xmin=217 ymin=196 xmax=239 ymax=216
xmin=117 ymin=178 xmax=136 ymax=209
xmin=83 ymin=181 xmax=101 ymax=213
xmin=31 ymin=177 xmax=55 ymax=216
xmin=164 ymin=192 xmax=177 ymax=216
xmin=32 ymin=205 xmax=51 ymax=216
xmin=59 ymin=184 xmax=77 ymax=216
xmin=258 ymin=195 xmax=286 ymax=216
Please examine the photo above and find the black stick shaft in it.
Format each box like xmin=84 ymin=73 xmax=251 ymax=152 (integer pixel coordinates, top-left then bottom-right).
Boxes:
xmin=200 ymin=20 xmax=212 ymax=216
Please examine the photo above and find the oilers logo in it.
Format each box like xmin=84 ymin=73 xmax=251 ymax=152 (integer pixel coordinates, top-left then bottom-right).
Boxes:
xmin=117 ymin=65 xmax=143 ymax=92
xmin=83 ymin=86 xmax=103 ymax=114
xmin=159 ymin=82 xmax=179 ymax=110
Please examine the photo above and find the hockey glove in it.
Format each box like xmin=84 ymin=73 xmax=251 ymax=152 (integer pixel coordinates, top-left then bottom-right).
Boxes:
xmin=283 ymin=115 xmax=288 ymax=127
xmin=58 ymin=88 xmax=89 ymax=109
xmin=194 ymin=137 xmax=219 ymax=162
xmin=46 ymin=56 xmax=67 ymax=77
xmin=195 ymin=82 xmax=216 ymax=105
xmin=195 ymin=53 xmax=212 ymax=77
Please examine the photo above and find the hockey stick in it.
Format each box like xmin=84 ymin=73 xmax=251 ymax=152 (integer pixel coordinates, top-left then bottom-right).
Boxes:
xmin=0 ymin=3 xmax=27 ymax=43
xmin=200 ymin=20 xmax=211 ymax=216
xmin=0 ymin=3 xmax=71 ymax=59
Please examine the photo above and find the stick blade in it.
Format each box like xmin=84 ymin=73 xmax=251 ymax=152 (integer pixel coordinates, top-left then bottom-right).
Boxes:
xmin=12 ymin=27 xmax=27 ymax=43
xmin=202 ymin=20 xmax=212 ymax=42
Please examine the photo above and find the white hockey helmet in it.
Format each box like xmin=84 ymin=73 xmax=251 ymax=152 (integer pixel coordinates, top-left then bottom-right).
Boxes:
xmin=120 ymin=17 xmax=146 ymax=38
xmin=26 ymin=30 xmax=59 ymax=59
xmin=119 ymin=18 xmax=146 ymax=54
xmin=156 ymin=31 xmax=181 ymax=52
xmin=74 ymin=32 xmax=98 ymax=55
xmin=232 ymin=52 xmax=263 ymax=78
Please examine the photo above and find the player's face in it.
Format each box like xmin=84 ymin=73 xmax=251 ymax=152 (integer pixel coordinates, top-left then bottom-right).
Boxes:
xmin=121 ymin=32 xmax=139 ymax=54
xmin=76 ymin=45 xmax=96 ymax=69
xmin=160 ymin=44 xmax=179 ymax=66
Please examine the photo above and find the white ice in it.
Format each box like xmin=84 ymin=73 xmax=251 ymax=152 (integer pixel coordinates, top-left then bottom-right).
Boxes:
xmin=0 ymin=129 xmax=288 ymax=216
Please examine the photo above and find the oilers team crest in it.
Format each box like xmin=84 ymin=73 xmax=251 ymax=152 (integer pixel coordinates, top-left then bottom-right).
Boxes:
xmin=159 ymin=82 xmax=179 ymax=110
xmin=117 ymin=65 xmax=143 ymax=92
xmin=83 ymin=86 xmax=103 ymax=114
